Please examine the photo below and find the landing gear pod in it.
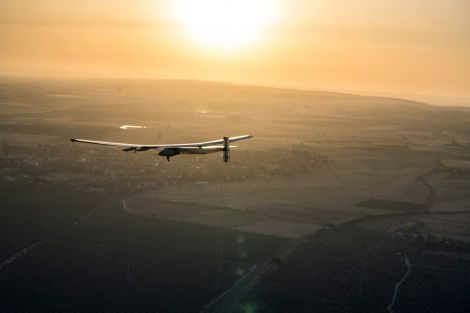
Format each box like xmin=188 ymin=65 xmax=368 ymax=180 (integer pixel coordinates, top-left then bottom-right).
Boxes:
xmin=158 ymin=148 xmax=180 ymax=162
xmin=223 ymin=136 xmax=230 ymax=162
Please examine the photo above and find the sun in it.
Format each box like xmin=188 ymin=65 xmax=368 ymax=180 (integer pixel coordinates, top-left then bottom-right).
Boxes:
xmin=170 ymin=0 xmax=280 ymax=51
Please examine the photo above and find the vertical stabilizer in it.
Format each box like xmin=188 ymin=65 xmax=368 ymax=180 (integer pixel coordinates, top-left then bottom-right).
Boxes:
xmin=223 ymin=137 xmax=230 ymax=162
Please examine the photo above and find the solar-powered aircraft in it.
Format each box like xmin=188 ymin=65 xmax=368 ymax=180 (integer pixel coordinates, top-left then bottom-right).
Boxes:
xmin=70 ymin=135 xmax=252 ymax=162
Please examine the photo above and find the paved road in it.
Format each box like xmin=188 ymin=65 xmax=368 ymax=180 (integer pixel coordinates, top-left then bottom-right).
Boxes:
xmin=387 ymin=255 xmax=412 ymax=313
xmin=0 ymin=206 xmax=97 ymax=272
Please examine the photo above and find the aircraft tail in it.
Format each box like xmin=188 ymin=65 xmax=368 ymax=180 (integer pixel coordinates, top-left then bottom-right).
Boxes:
xmin=223 ymin=137 xmax=230 ymax=162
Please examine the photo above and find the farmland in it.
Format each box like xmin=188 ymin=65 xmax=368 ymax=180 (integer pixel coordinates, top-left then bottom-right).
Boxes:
xmin=0 ymin=182 xmax=285 ymax=313
xmin=2 ymin=77 xmax=470 ymax=311
xmin=231 ymin=227 xmax=470 ymax=313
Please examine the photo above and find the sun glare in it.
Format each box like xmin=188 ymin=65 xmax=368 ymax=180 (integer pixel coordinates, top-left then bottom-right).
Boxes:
xmin=170 ymin=0 xmax=280 ymax=51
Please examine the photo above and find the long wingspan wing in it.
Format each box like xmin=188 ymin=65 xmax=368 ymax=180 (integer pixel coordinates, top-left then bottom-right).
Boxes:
xmin=70 ymin=135 xmax=252 ymax=150
xmin=70 ymin=139 xmax=144 ymax=148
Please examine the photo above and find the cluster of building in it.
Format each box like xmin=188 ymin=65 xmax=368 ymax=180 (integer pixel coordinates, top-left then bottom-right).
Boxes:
xmin=0 ymin=143 xmax=330 ymax=194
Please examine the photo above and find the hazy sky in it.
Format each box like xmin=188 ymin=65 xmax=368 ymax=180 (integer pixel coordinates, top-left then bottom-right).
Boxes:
xmin=1 ymin=0 xmax=469 ymax=104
